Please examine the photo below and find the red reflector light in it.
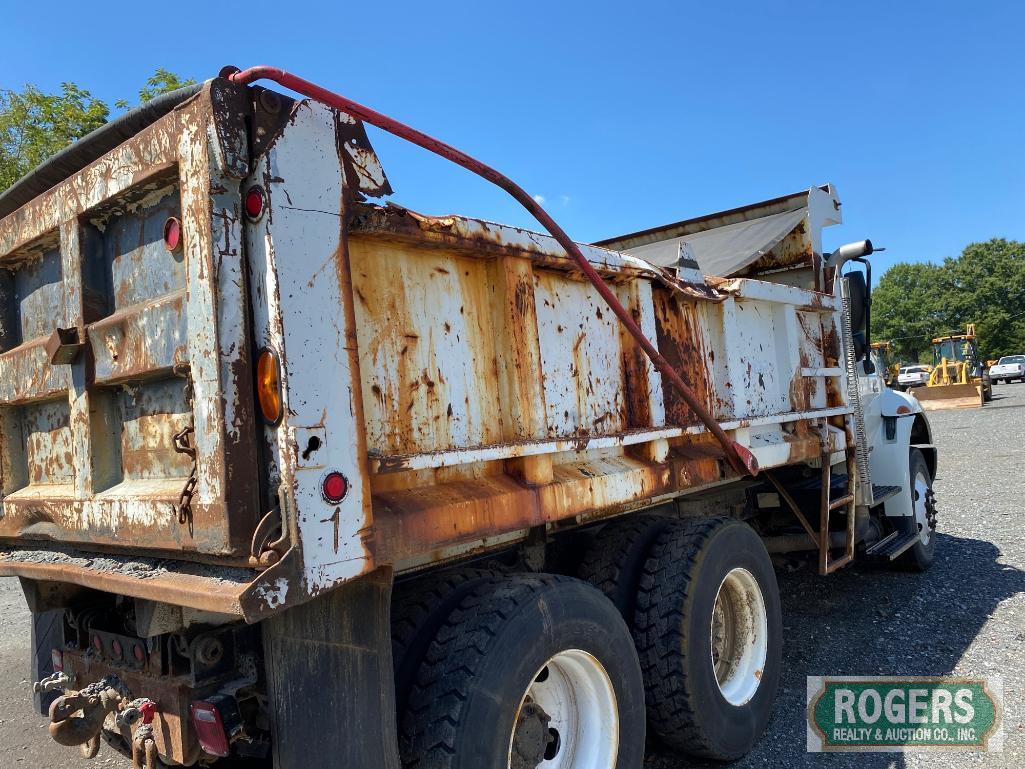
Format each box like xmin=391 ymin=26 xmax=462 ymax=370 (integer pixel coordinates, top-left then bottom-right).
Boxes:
xmin=190 ymin=701 xmax=231 ymax=757
xmin=111 ymin=639 xmax=123 ymax=659
xmin=133 ymin=643 xmax=146 ymax=662
xmin=163 ymin=216 xmax=182 ymax=251
xmin=51 ymin=649 xmax=63 ymax=672
xmin=322 ymin=471 xmax=348 ymax=504
xmin=244 ymin=186 xmax=265 ymax=220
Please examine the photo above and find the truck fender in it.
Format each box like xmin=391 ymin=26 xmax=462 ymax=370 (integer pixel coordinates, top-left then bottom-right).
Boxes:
xmin=870 ymin=389 xmax=935 ymax=517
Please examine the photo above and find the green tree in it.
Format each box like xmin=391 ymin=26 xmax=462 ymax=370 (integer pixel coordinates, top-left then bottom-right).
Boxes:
xmin=0 ymin=82 xmax=108 ymax=192
xmin=0 ymin=69 xmax=195 ymax=194
xmin=943 ymin=239 xmax=1025 ymax=360
xmin=872 ymin=261 xmax=949 ymax=363
xmin=115 ymin=68 xmax=196 ymax=109
xmin=873 ymin=239 xmax=1025 ymax=364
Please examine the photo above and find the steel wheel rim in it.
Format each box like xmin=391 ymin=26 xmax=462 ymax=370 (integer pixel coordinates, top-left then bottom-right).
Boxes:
xmin=913 ymin=471 xmax=932 ymax=546
xmin=508 ymin=649 xmax=618 ymax=769
xmin=710 ymin=567 xmax=768 ymax=706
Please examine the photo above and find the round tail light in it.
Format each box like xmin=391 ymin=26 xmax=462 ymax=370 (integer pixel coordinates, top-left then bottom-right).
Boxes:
xmin=163 ymin=217 xmax=182 ymax=251
xmin=244 ymin=186 xmax=265 ymax=220
xmin=322 ymin=472 xmax=348 ymax=504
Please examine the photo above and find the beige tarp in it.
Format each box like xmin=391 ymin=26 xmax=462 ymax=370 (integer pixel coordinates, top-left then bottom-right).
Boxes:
xmin=623 ymin=207 xmax=807 ymax=277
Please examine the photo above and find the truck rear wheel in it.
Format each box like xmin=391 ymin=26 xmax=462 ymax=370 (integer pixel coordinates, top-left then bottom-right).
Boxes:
xmin=634 ymin=517 xmax=782 ymax=760
xmin=399 ymin=575 xmax=645 ymax=769
xmin=577 ymin=512 xmax=674 ymax=626
xmin=391 ymin=567 xmax=503 ymax=714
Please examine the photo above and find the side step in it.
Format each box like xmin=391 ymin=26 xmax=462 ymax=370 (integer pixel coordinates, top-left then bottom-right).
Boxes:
xmin=871 ymin=485 xmax=903 ymax=504
xmin=864 ymin=530 xmax=919 ymax=561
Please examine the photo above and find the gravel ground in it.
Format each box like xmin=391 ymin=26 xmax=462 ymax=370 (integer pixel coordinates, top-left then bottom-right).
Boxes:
xmin=2 ymin=387 xmax=1024 ymax=768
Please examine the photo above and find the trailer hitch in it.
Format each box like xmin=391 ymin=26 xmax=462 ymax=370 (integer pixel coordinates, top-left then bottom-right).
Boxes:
xmin=222 ymin=65 xmax=758 ymax=479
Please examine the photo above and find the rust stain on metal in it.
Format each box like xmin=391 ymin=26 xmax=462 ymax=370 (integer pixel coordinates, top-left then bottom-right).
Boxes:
xmin=0 ymin=79 xmax=260 ymax=562
xmin=652 ymin=289 xmax=715 ymax=425
xmin=59 ymin=655 xmax=200 ymax=765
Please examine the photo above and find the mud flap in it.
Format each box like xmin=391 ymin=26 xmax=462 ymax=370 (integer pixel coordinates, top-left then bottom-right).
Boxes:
xmin=29 ymin=608 xmax=63 ymax=715
xmin=20 ymin=579 xmax=65 ymax=715
xmin=263 ymin=567 xmax=401 ymax=769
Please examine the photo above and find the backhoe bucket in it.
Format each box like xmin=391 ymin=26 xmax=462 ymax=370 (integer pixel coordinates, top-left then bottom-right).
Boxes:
xmin=912 ymin=383 xmax=984 ymax=411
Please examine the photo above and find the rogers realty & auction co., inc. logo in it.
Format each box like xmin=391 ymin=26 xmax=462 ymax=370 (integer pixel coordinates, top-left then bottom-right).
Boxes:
xmin=807 ymin=676 xmax=1002 ymax=752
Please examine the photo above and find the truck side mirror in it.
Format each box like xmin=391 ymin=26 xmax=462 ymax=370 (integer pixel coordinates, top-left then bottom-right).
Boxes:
xmin=842 ymin=270 xmax=870 ymax=364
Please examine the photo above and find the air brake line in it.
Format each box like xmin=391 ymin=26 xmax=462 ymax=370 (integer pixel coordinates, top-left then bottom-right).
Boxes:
xmin=224 ymin=65 xmax=758 ymax=477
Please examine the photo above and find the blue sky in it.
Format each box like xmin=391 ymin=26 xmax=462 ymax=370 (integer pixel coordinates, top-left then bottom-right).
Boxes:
xmin=3 ymin=1 xmax=1022 ymax=276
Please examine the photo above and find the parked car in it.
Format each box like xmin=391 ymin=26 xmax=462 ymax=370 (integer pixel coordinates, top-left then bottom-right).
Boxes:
xmin=897 ymin=364 xmax=932 ymax=390
xmin=989 ymin=354 xmax=1025 ymax=383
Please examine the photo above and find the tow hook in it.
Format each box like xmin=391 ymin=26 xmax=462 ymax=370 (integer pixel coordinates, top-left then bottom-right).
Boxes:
xmin=46 ymin=675 xmax=125 ymax=757
xmin=39 ymin=675 xmax=159 ymax=762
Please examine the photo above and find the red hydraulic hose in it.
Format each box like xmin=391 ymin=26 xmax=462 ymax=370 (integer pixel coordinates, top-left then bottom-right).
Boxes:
xmin=225 ymin=65 xmax=758 ymax=477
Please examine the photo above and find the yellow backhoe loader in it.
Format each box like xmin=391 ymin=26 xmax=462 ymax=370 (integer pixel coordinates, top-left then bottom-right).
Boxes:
xmin=870 ymin=341 xmax=900 ymax=387
xmin=913 ymin=324 xmax=992 ymax=410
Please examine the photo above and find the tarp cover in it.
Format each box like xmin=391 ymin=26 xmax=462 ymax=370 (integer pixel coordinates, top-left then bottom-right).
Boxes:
xmin=622 ymin=207 xmax=807 ymax=277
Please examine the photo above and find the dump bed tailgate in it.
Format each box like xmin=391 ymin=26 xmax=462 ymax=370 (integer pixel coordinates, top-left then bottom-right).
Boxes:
xmin=0 ymin=81 xmax=260 ymax=561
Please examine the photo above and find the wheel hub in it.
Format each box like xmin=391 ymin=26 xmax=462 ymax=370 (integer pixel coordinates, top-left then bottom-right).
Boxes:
xmin=925 ymin=488 xmax=938 ymax=531
xmin=508 ymin=649 xmax=618 ymax=769
xmin=912 ymin=472 xmax=936 ymax=545
xmin=709 ymin=568 xmax=768 ymax=707
xmin=510 ymin=699 xmax=553 ymax=769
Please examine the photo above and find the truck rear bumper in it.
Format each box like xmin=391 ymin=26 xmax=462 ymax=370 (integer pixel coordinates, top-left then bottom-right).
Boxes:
xmin=0 ymin=545 xmax=305 ymax=622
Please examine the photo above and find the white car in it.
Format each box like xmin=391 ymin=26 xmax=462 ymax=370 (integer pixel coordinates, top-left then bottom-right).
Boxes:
xmin=989 ymin=354 xmax=1025 ymax=384
xmin=897 ymin=365 xmax=931 ymax=390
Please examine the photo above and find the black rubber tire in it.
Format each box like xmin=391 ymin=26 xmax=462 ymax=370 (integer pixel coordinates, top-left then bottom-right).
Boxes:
xmin=391 ymin=567 xmax=503 ymax=715
xmin=399 ymin=574 xmax=646 ymax=769
xmin=894 ymin=448 xmax=936 ymax=571
xmin=577 ymin=512 xmax=675 ymax=628
xmin=634 ymin=517 xmax=782 ymax=760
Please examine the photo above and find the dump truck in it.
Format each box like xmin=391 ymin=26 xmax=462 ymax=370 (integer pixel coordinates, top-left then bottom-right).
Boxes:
xmin=0 ymin=68 xmax=939 ymax=769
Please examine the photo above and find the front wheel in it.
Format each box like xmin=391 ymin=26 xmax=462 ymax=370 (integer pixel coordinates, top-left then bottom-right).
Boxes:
xmin=894 ymin=448 xmax=937 ymax=571
xmin=399 ymin=575 xmax=645 ymax=769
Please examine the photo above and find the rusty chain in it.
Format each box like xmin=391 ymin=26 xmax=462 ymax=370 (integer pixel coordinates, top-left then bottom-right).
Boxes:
xmin=172 ymin=363 xmax=198 ymax=526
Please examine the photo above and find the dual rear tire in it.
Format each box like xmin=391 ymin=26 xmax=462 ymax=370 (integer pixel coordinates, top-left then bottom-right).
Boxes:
xmin=632 ymin=518 xmax=782 ymax=760
xmin=396 ymin=575 xmax=645 ymax=769
xmin=582 ymin=515 xmax=783 ymax=760
xmin=393 ymin=515 xmax=782 ymax=767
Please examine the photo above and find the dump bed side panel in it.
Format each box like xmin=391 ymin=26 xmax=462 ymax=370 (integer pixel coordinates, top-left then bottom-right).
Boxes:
xmin=335 ymin=207 xmax=851 ymax=570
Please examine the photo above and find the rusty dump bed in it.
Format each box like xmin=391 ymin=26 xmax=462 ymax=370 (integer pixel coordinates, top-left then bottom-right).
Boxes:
xmin=0 ymin=80 xmax=259 ymax=561
xmin=0 ymin=77 xmax=855 ymax=619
